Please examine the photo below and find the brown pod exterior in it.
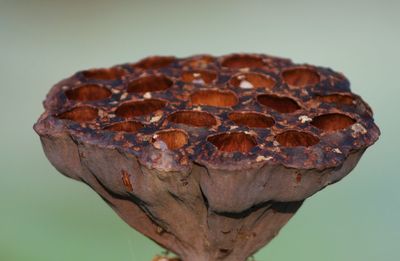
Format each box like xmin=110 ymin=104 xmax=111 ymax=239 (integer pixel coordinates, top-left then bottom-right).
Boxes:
xmin=34 ymin=53 xmax=380 ymax=261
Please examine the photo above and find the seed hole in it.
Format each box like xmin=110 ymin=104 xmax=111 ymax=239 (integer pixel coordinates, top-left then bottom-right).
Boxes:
xmin=219 ymin=249 xmax=230 ymax=254
xmin=58 ymin=106 xmax=98 ymax=123
xmin=134 ymin=56 xmax=176 ymax=70
xmin=183 ymin=55 xmax=215 ymax=68
xmin=257 ymin=94 xmax=300 ymax=113
xmin=207 ymin=132 xmax=257 ymax=153
xmin=81 ymin=67 xmax=126 ymax=81
xmin=315 ymin=94 xmax=355 ymax=106
xmin=311 ymin=113 xmax=355 ymax=132
xmin=218 ymin=248 xmax=232 ymax=257
xmin=153 ymin=129 xmax=188 ymax=150
xmin=229 ymin=72 xmax=276 ymax=89
xmin=275 ymin=130 xmax=319 ymax=147
xmin=181 ymin=70 xmax=217 ymax=85
xmin=115 ymin=99 xmax=166 ymax=118
xmin=127 ymin=75 xmax=172 ymax=93
xmin=191 ymin=90 xmax=238 ymax=107
xmin=167 ymin=111 xmax=216 ymax=127
xmin=282 ymin=68 xmax=320 ymax=87
xmin=65 ymin=84 xmax=111 ymax=101
xmin=228 ymin=112 xmax=274 ymax=128
xmin=221 ymin=54 xmax=265 ymax=69
xmin=103 ymin=121 xmax=144 ymax=133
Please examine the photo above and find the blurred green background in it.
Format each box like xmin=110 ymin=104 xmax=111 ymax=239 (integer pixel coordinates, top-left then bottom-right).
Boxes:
xmin=0 ymin=1 xmax=398 ymax=260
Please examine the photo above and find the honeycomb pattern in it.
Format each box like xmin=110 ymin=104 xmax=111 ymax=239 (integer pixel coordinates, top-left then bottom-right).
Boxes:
xmin=43 ymin=53 xmax=379 ymax=170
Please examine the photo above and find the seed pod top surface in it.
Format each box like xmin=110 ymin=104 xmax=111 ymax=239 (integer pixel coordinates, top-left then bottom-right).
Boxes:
xmin=35 ymin=54 xmax=379 ymax=172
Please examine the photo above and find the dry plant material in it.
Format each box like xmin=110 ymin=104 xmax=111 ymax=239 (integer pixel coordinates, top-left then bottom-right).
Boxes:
xmin=34 ymin=53 xmax=380 ymax=261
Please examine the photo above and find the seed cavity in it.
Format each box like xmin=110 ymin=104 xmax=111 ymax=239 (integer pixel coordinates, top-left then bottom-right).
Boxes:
xmin=311 ymin=113 xmax=356 ymax=132
xmin=207 ymin=132 xmax=257 ymax=153
xmin=228 ymin=112 xmax=274 ymax=128
xmin=221 ymin=54 xmax=266 ymax=69
xmin=57 ymin=106 xmax=98 ymax=123
xmin=191 ymin=90 xmax=238 ymax=107
xmin=127 ymin=75 xmax=172 ymax=93
xmin=167 ymin=111 xmax=217 ymax=127
xmin=65 ymin=84 xmax=111 ymax=101
xmin=282 ymin=67 xmax=320 ymax=88
xmin=153 ymin=129 xmax=188 ymax=150
xmin=115 ymin=99 xmax=166 ymax=118
xmin=229 ymin=73 xmax=276 ymax=90
xmin=257 ymin=94 xmax=300 ymax=113
xmin=275 ymin=130 xmax=319 ymax=147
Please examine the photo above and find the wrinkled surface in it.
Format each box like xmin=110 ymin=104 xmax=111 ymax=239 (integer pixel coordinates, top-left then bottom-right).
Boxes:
xmin=34 ymin=53 xmax=379 ymax=261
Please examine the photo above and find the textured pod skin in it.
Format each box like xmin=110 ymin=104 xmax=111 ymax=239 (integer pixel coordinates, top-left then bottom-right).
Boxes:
xmin=34 ymin=54 xmax=379 ymax=261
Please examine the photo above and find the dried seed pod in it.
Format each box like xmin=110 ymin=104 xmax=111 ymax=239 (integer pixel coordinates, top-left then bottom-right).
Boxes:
xmin=34 ymin=53 xmax=380 ymax=261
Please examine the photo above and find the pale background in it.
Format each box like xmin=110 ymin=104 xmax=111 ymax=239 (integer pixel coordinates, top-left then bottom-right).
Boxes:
xmin=1 ymin=1 xmax=399 ymax=260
